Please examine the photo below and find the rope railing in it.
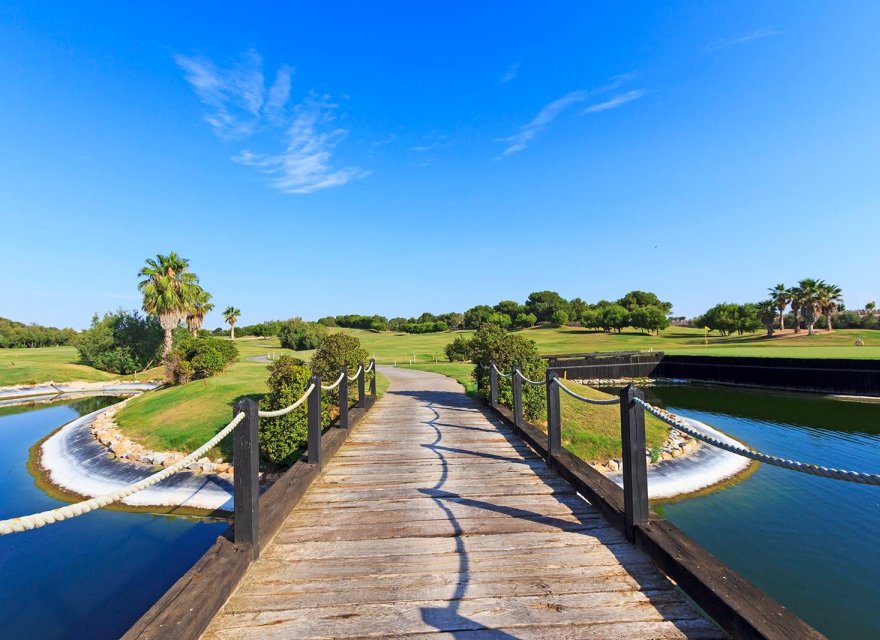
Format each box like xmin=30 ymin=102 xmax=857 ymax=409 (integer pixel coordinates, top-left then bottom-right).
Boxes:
xmin=257 ymin=383 xmax=316 ymax=418
xmin=553 ymin=378 xmax=621 ymax=405
xmin=364 ymin=360 xmax=375 ymax=373
xmin=321 ymin=372 xmax=345 ymax=391
xmin=633 ymin=397 xmax=880 ymax=486
xmin=490 ymin=363 xmax=512 ymax=379
xmin=347 ymin=365 xmax=363 ymax=382
xmin=514 ymin=369 xmax=545 ymax=386
xmin=0 ymin=411 xmax=246 ymax=536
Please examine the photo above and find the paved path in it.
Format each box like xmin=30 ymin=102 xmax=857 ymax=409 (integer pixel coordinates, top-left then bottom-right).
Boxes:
xmin=202 ymin=367 xmax=724 ymax=639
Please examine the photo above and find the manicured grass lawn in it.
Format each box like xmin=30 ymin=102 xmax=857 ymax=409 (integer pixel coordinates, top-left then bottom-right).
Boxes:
xmin=0 ymin=346 xmax=163 ymax=386
xmin=399 ymin=362 xmax=666 ymax=463
xmin=335 ymin=327 xmax=880 ymax=362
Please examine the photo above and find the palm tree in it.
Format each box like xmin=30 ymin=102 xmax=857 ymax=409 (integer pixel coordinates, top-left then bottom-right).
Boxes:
xmin=768 ymin=284 xmax=790 ymax=332
xmin=789 ymin=285 xmax=803 ymax=334
xmin=817 ymin=282 xmax=843 ymax=331
xmin=797 ymin=278 xmax=825 ymax=336
xmin=138 ymin=252 xmax=200 ymax=358
xmin=758 ymin=300 xmax=777 ymax=336
xmin=224 ymin=306 xmax=241 ymax=340
xmin=186 ymin=288 xmax=214 ymax=337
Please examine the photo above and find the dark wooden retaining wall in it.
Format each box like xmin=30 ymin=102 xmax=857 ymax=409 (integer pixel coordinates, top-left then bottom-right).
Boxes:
xmin=547 ymin=352 xmax=880 ymax=396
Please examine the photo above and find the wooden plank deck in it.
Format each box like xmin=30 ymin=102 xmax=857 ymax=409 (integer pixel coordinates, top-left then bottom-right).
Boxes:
xmin=202 ymin=367 xmax=726 ymax=639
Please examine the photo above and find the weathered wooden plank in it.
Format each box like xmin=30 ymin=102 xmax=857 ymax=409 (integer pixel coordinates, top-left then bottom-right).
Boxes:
xmin=200 ymin=368 xmax=725 ymax=640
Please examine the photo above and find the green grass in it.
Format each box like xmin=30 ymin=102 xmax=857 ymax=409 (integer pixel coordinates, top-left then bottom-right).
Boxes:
xmin=0 ymin=346 xmax=164 ymax=386
xmin=401 ymin=362 xmax=666 ymax=463
xmin=339 ymin=326 xmax=880 ymax=362
xmin=398 ymin=362 xmax=477 ymax=394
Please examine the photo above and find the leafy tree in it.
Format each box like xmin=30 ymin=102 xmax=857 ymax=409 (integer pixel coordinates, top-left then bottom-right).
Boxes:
xmin=867 ymin=301 xmax=877 ymax=312
xmin=317 ymin=316 xmax=337 ymax=327
xmin=568 ymin=298 xmax=588 ymax=323
xmin=438 ymin=312 xmax=464 ymax=329
xmin=550 ymin=310 xmax=569 ymax=327
xmin=445 ymin=335 xmax=473 ymax=362
xmin=599 ymin=304 xmax=630 ymax=333
xmin=512 ymin=312 xmax=537 ymax=329
xmin=223 ymin=306 xmax=241 ymax=340
xmin=695 ymin=303 xmax=740 ymax=336
xmin=736 ymin=304 xmax=762 ymax=335
xmin=138 ymin=252 xmax=201 ymax=358
xmin=463 ymin=305 xmax=494 ymax=329
xmin=468 ymin=324 xmax=546 ymax=421
xmin=630 ymin=306 xmax=670 ymax=335
xmin=525 ymin=291 xmax=569 ymax=323
xmin=493 ymin=300 xmax=524 ymax=324
xmin=74 ymin=310 xmax=163 ymax=374
xmin=0 ymin=318 xmax=76 ymax=348
xmin=616 ymin=291 xmax=673 ymax=314
xmin=278 ymin=318 xmax=328 ymax=350
xmin=485 ymin=312 xmax=512 ymax=329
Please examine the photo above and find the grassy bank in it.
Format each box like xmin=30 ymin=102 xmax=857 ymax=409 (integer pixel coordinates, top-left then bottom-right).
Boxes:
xmin=399 ymin=362 xmax=666 ymax=463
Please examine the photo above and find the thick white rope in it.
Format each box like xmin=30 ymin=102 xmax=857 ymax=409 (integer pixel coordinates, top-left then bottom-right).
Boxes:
xmin=0 ymin=412 xmax=246 ymax=536
xmin=364 ymin=360 xmax=375 ymax=373
xmin=553 ymin=379 xmax=621 ymax=405
xmin=514 ymin=369 xmax=545 ymax=386
xmin=258 ymin=383 xmax=316 ymax=418
xmin=633 ymin=397 xmax=880 ymax=486
xmin=347 ymin=365 xmax=363 ymax=382
xmin=321 ymin=372 xmax=345 ymax=391
xmin=490 ymin=363 xmax=512 ymax=379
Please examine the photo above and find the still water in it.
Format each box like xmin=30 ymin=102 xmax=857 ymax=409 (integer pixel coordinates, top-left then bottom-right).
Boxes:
xmin=642 ymin=384 xmax=880 ymax=640
xmin=0 ymin=397 xmax=227 ymax=640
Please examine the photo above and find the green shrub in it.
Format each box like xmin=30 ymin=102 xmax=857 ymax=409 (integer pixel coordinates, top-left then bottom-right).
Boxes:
xmin=445 ymin=335 xmax=473 ymax=362
xmin=468 ymin=324 xmax=546 ymax=421
xmin=311 ymin=333 xmax=370 ymax=405
xmin=74 ymin=310 xmax=162 ymax=374
xmin=513 ymin=312 xmax=537 ymax=329
xmin=259 ymin=356 xmax=312 ymax=465
xmin=278 ymin=317 xmax=328 ymax=350
xmin=166 ymin=337 xmax=238 ymax=383
xmin=550 ymin=310 xmax=569 ymax=327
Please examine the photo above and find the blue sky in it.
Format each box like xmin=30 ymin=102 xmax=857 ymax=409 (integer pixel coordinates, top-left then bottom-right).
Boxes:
xmin=2 ymin=2 xmax=879 ymax=329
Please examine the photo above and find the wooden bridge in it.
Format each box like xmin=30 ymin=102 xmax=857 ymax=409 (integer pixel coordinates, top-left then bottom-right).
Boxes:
xmin=126 ymin=366 xmax=825 ymax=640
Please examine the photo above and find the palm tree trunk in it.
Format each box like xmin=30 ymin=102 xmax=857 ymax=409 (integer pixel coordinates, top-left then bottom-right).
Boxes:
xmin=778 ymin=308 xmax=785 ymax=332
xmin=163 ymin=329 xmax=174 ymax=357
xmin=231 ymin=324 xmax=236 ymax=340
xmin=826 ymin=313 xmax=833 ymax=331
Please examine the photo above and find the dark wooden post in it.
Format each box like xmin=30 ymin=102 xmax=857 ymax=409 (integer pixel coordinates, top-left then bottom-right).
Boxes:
xmin=489 ymin=360 xmax=498 ymax=408
xmin=619 ymin=384 xmax=649 ymax=541
xmin=546 ymin=369 xmax=561 ymax=456
xmin=369 ymin=358 xmax=377 ymax=397
xmin=357 ymin=362 xmax=366 ymax=408
xmin=512 ymin=366 xmax=524 ymax=428
xmin=307 ymin=375 xmax=322 ymax=468
xmin=339 ymin=367 xmax=349 ymax=429
xmin=232 ymin=397 xmax=260 ymax=559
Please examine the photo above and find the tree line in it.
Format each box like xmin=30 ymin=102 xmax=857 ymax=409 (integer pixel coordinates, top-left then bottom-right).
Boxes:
xmin=0 ymin=317 xmax=76 ymax=348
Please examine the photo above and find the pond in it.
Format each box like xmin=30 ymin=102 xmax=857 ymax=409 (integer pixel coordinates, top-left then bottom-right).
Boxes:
xmin=641 ymin=384 xmax=880 ymax=640
xmin=0 ymin=397 xmax=228 ymax=640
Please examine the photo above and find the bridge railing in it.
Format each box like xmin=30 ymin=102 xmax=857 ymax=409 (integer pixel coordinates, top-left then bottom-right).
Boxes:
xmin=486 ymin=360 xmax=873 ymax=639
xmin=0 ymin=358 xmax=379 ymax=551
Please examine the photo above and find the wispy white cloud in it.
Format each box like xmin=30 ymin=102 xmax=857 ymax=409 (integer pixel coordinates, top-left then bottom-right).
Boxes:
xmin=176 ymin=50 xmax=365 ymax=194
xmin=707 ymin=28 xmax=779 ymax=52
xmin=174 ymin=49 xmax=265 ymax=139
xmin=234 ymin=95 xmax=368 ymax=194
xmin=582 ymin=89 xmax=647 ymax=114
xmin=498 ymin=73 xmax=646 ymax=157
xmin=499 ymin=63 xmax=520 ymax=85
xmin=498 ymin=91 xmax=588 ymax=157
